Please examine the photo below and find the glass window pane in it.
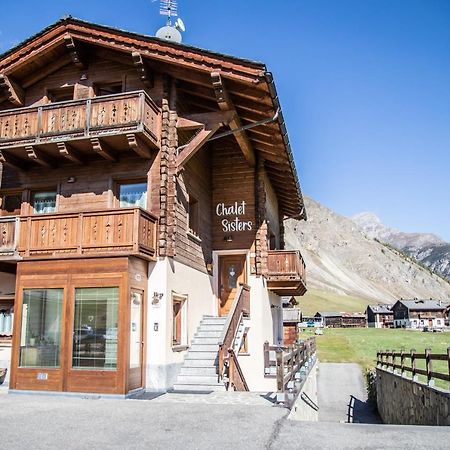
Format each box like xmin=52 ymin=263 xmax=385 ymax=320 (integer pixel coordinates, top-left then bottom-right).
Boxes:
xmin=72 ymin=287 xmax=119 ymax=370
xmin=19 ymin=289 xmax=63 ymax=368
xmin=119 ymin=183 xmax=147 ymax=209
xmin=32 ymin=191 xmax=56 ymax=214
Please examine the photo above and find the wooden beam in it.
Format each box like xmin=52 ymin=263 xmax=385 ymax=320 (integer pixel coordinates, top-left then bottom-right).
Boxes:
xmin=211 ymin=72 xmax=255 ymax=166
xmin=176 ymin=117 xmax=204 ymax=131
xmin=185 ymin=111 xmax=234 ymax=128
xmin=132 ymin=52 xmax=154 ymax=89
xmin=57 ymin=142 xmax=84 ymax=164
xmin=25 ymin=146 xmax=55 ymax=168
xmin=64 ymin=35 xmax=86 ymax=69
xmin=126 ymin=133 xmax=152 ymax=159
xmin=177 ymin=123 xmax=221 ymax=169
xmin=0 ymin=150 xmax=26 ymax=171
xmin=0 ymin=73 xmax=24 ymax=106
xmin=90 ymin=138 xmax=117 ymax=162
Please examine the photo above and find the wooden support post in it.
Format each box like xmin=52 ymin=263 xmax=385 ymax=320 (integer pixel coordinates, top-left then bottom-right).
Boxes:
xmin=57 ymin=142 xmax=84 ymax=164
xmin=132 ymin=52 xmax=153 ymax=89
xmin=210 ymin=72 xmax=256 ymax=166
xmin=425 ymin=348 xmax=433 ymax=386
xmin=276 ymin=347 xmax=284 ymax=393
xmin=400 ymin=349 xmax=405 ymax=377
xmin=392 ymin=350 xmax=396 ymax=374
xmin=0 ymin=73 xmax=24 ymax=106
xmin=126 ymin=133 xmax=152 ymax=159
xmin=411 ymin=349 xmax=417 ymax=381
xmin=64 ymin=35 xmax=86 ymax=69
xmin=25 ymin=145 xmax=55 ymax=168
xmin=90 ymin=138 xmax=117 ymax=162
xmin=263 ymin=341 xmax=270 ymax=375
xmin=447 ymin=347 xmax=450 ymax=391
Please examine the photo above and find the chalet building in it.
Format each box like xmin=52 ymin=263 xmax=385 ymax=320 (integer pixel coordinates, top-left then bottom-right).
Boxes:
xmin=314 ymin=312 xmax=342 ymax=328
xmin=0 ymin=18 xmax=307 ymax=395
xmin=366 ymin=305 xmax=393 ymax=328
xmin=341 ymin=312 xmax=366 ymax=328
xmin=281 ymin=296 xmax=302 ymax=345
xmin=392 ymin=300 xmax=449 ymax=330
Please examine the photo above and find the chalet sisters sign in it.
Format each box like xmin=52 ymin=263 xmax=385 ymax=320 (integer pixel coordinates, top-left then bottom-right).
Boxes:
xmin=216 ymin=201 xmax=253 ymax=232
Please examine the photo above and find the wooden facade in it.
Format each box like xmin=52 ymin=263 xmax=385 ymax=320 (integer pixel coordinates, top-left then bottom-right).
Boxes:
xmin=0 ymin=18 xmax=307 ymax=394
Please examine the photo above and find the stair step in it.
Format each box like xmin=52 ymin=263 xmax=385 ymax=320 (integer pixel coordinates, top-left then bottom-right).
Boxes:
xmin=176 ymin=375 xmax=219 ymax=384
xmin=179 ymin=366 xmax=218 ymax=376
xmin=195 ymin=331 xmax=222 ymax=338
xmin=201 ymin=318 xmax=227 ymax=324
xmin=183 ymin=359 xmax=218 ymax=368
xmin=172 ymin=383 xmax=226 ymax=392
xmin=197 ymin=325 xmax=224 ymax=332
xmin=192 ymin=337 xmax=220 ymax=345
xmin=185 ymin=351 xmax=218 ymax=360
xmin=189 ymin=344 xmax=219 ymax=352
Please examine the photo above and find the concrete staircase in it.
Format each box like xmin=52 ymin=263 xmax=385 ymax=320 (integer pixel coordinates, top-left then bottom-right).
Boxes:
xmin=172 ymin=315 xmax=227 ymax=392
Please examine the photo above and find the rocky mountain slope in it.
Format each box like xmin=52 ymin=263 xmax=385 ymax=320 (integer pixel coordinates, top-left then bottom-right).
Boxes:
xmin=284 ymin=197 xmax=450 ymax=304
xmin=352 ymin=212 xmax=450 ymax=281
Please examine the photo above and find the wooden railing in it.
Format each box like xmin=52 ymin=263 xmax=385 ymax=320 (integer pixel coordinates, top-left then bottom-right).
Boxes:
xmin=377 ymin=347 xmax=450 ymax=388
xmin=264 ymin=338 xmax=316 ymax=406
xmin=218 ymin=283 xmax=250 ymax=391
xmin=0 ymin=216 xmax=20 ymax=258
xmin=0 ymin=91 xmax=160 ymax=148
xmin=266 ymin=250 xmax=307 ymax=295
xmin=17 ymin=207 xmax=157 ymax=260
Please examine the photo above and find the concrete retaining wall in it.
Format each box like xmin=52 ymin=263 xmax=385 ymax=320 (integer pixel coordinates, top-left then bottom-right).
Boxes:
xmin=288 ymin=360 xmax=319 ymax=421
xmin=376 ymin=368 xmax=450 ymax=426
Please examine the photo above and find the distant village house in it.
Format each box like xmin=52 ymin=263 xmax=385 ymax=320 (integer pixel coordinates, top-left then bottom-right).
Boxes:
xmin=392 ymin=299 xmax=449 ymax=330
xmin=366 ymin=305 xmax=393 ymax=328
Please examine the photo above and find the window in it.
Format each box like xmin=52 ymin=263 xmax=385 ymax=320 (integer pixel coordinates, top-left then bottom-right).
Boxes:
xmin=31 ymin=190 xmax=57 ymax=214
xmin=188 ymin=195 xmax=199 ymax=236
xmin=19 ymin=289 xmax=63 ymax=368
xmin=172 ymin=294 xmax=187 ymax=348
xmin=1 ymin=192 xmax=22 ymax=216
xmin=72 ymin=287 xmax=119 ymax=370
xmin=94 ymin=82 xmax=122 ymax=97
xmin=118 ymin=182 xmax=147 ymax=209
xmin=47 ymin=87 xmax=74 ymax=103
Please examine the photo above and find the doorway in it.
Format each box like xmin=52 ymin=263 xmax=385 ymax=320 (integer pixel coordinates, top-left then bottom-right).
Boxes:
xmin=218 ymin=254 xmax=247 ymax=317
xmin=128 ymin=289 xmax=144 ymax=391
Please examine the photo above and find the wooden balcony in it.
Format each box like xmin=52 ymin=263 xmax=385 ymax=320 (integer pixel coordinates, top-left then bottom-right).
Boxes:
xmin=0 ymin=216 xmax=21 ymax=260
xmin=0 ymin=91 xmax=160 ymax=169
xmin=266 ymin=250 xmax=307 ymax=296
xmin=11 ymin=208 xmax=158 ymax=261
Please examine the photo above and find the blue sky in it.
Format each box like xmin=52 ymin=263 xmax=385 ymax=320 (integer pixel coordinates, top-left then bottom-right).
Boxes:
xmin=1 ymin=1 xmax=449 ymax=240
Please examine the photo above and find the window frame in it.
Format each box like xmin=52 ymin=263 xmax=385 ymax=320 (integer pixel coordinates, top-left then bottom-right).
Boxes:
xmin=187 ymin=194 xmax=199 ymax=237
xmin=30 ymin=188 xmax=58 ymax=215
xmin=113 ymin=179 xmax=148 ymax=210
xmin=172 ymin=293 xmax=188 ymax=351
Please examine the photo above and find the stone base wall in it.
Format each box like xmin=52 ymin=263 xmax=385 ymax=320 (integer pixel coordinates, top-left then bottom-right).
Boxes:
xmin=376 ymin=368 xmax=450 ymax=426
xmin=288 ymin=361 xmax=319 ymax=421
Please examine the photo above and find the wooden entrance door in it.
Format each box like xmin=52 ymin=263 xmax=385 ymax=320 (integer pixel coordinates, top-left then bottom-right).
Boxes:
xmin=219 ymin=255 xmax=247 ymax=317
xmin=128 ymin=289 xmax=144 ymax=391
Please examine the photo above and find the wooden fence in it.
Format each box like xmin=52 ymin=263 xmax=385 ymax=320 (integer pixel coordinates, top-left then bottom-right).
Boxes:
xmin=377 ymin=347 xmax=450 ymax=388
xmin=264 ymin=338 xmax=317 ymax=406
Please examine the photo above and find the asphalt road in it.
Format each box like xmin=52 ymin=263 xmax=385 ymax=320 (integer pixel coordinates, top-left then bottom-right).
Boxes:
xmin=0 ymin=394 xmax=449 ymax=449
xmin=317 ymin=362 xmax=381 ymax=423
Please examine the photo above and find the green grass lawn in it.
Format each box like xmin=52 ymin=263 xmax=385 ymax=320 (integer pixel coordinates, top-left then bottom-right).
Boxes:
xmin=300 ymin=327 xmax=450 ymax=389
xmin=297 ymin=288 xmax=371 ymax=315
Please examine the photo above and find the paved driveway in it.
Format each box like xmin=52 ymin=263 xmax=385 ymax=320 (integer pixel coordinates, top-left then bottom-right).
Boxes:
xmin=0 ymin=394 xmax=449 ymax=449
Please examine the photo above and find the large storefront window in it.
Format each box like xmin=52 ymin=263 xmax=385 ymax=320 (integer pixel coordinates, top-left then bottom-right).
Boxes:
xmin=19 ymin=289 xmax=63 ymax=368
xmin=72 ymin=287 xmax=119 ymax=370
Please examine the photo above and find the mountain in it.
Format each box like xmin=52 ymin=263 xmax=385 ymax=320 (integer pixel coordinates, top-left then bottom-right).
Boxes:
xmin=352 ymin=212 xmax=450 ymax=281
xmin=284 ymin=197 xmax=450 ymax=305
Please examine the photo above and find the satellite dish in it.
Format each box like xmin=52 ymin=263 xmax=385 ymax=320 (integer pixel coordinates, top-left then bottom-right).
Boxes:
xmin=175 ymin=17 xmax=186 ymax=32
xmin=156 ymin=25 xmax=182 ymax=43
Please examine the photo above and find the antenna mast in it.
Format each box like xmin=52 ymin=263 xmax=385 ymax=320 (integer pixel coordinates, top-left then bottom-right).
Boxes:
xmin=155 ymin=0 xmax=186 ymax=43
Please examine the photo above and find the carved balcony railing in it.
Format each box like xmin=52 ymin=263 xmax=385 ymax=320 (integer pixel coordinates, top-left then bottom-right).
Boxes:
xmin=0 ymin=91 xmax=160 ymax=166
xmin=0 ymin=216 xmax=21 ymax=260
xmin=16 ymin=208 xmax=157 ymax=261
xmin=266 ymin=250 xmax=307 ymax=296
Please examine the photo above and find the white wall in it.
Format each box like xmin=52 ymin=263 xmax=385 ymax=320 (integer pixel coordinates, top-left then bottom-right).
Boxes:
xmin=237 ymin=275 xmax=281 ymax=391
xmin=145 ymin=257 xmax=215 ymax=391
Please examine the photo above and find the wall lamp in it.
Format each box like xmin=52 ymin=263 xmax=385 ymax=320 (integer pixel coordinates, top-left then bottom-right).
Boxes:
xmin=224 ymin=235 xmax=233 ymax=243
xmin=67 ymin=176 xmax=77 ymax=183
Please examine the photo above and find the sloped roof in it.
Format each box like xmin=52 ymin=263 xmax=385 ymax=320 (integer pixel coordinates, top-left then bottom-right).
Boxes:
xmin=0 ymin=17 xmax=306 ymax=219
xmin=396 ymin=300 xmax=449 ymax=311
xmin=367 ymin=305 xmax=392 ymax=314
xmin=315 ymin=311 xmax=342 ymax=318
